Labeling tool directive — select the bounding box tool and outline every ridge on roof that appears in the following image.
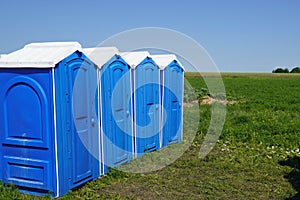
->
[120,51,150,69]
[152,54,185,71]
[0,41,82,68]
[83,47,119,68]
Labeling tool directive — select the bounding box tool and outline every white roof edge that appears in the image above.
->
[25,41,82,48]
[0,42,82,68]
[0,54,7,59]
[120,51,151,69]
[152,54,185,71]
[83,47,119,69]
[0,62,57,68]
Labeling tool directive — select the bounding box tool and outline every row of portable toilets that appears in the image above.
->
[0,42,184,197]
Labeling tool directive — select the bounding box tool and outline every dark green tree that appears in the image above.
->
[290,67,300,73]
[272,68,289,73]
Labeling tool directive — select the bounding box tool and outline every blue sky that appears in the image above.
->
[0,0,299,72]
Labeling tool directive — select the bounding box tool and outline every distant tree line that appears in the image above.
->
[272,67,300,73]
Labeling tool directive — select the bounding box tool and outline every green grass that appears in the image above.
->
[1,73,300,199]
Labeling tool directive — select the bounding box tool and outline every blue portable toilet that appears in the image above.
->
[121,52,161,157]
[0,42,100,197]
[84,48,134,173]
[152,55,184,148]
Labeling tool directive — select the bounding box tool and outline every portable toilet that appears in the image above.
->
[83,47,119,121]
[152,54,184,148]
[0,42,100,197]
[84,47,134,173]
[121,52,161,157]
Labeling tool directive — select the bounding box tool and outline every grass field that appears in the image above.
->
[1,73,300,199]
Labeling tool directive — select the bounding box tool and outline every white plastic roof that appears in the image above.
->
[0,42,82,68]
[83,47,118,69]
[120,51,150,69]
[152,54,185,71]
[0,54,7,61]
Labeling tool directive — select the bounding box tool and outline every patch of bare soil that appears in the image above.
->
[183,100,198,107]
[200,96,237,105]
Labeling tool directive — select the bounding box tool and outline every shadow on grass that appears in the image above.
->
[279,156,300,200]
